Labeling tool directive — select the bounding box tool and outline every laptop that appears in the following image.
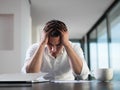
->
[0,73,49,84]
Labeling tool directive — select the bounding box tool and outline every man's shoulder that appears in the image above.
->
[30,43,39,47]
[32,43,39,46]
[28,43,39,50]
[69,41,82,49]
[29,43,47,49]
[69,41,79,47]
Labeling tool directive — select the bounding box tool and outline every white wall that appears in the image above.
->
[21,0,32,66]
[0,0,31,74]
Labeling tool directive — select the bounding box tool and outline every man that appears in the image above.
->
[22,20,90,80]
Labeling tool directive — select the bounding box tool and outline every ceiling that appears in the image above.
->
[30,0,114,39]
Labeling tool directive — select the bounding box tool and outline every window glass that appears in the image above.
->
[89,30,98,71]
[97,19,109,68]
[109,1,120,80]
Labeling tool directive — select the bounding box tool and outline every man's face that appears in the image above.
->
[47,36,63,57]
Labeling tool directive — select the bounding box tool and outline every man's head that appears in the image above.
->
[43,20,67,33]
[43,20,68,57]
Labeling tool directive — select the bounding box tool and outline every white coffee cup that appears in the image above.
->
[93,68,113,81]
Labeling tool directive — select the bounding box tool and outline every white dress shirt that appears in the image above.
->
[22,42,90,80]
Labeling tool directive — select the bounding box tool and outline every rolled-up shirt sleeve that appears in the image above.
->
[21,43,39,73]
[72,43,90,80]
[74,60,90,80]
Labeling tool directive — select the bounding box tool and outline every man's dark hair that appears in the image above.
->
[43,20,68,37]
[50,30,61,37]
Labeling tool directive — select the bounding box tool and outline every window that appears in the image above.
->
[89,30,98,70]
[108,1,120,80]
[97,19,109,68]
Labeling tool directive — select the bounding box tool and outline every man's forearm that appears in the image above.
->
[26,44,45,73]
[64,43,83,74]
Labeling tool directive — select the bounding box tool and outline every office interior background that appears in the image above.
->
[0,0,120,80]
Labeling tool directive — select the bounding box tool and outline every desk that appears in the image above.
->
[0,81,120,90]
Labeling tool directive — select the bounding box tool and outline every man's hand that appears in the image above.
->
[40,30,51,46]
[59,30,70,47]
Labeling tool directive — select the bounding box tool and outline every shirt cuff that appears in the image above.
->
[73,60,90,80]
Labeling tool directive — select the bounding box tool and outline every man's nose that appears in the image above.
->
[51,46,57,52]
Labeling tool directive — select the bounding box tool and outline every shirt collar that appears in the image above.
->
[45,46,64,57]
